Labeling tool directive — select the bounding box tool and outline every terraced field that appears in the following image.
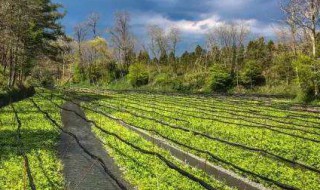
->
[1,89,320,190]
[61,89,320,190]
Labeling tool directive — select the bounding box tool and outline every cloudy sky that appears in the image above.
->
[53,0,284,53]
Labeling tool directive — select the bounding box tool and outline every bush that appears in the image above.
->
[183,72,208,91]
[73,62,86,83]
[241,60,265,88]
[293,55,320,102]
[208,65,233,92]
[128,63,149,87]
[30,68,55,88]
[153,73,173,86]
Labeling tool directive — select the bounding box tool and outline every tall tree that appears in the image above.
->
[282,0,320,57]
[74,22,88,76]
[87,12,100,38]
[0,0,65,87]
[109,11,134,72]
[169,27,181,57]
[207,22,250,81]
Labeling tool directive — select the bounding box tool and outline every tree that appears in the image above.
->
[207,22,250,81]
[137,51,150,65]
[241,60,265,88]
[169,27,181,57]
[147,25,169,61]
[0,0,65,87]
[282,0,320,57]
[293,55,320,101]
[147,25,181,66]
[74,22,88,79]
[109,11,135,72]
[87,12,101,38]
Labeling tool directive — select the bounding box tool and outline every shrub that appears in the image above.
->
[208,65,233,92]
[30,68,54,88]
[293,55,320,102]
[241,60,265,88]
[128,62,149,87]
[153,73,173,86]
[183,72,208,91]
[73,62,85,83]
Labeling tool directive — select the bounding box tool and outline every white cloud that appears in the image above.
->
[132,12,277,37]
[132,12,224,34]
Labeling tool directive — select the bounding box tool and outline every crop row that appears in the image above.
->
[68,92,320,170]
[37,93,233,190]
[53,90,320,190]
[0,98,64,189]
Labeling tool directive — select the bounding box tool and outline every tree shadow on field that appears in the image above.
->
[0,129,61,189]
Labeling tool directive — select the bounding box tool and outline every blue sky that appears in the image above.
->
[53,0,284,53]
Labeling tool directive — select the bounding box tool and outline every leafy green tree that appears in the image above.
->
[208,64,232,92]
[168,52,176,65]
[137,51,150,65]
[293,55,320,101]
[159,51,168,65]
[180,51,190,65]
[128,62,149,87]
[241,60,265,88]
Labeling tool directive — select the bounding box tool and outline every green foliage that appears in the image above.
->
[0,70,6,89]
[182,72,208,91]
[0,97,64,189]
[269,54,295,85]
[137,51,150,64]
[153,72,173,86]
[107,77,133,90]
[72,61,86,83]
[128,63,149,87]
[241,60,265,88]
[208,65,232,92]
[293,55,320,102]
[159,51,168,65]
[30,68,55,87]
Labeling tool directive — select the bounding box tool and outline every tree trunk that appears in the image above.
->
[8,48,13,87]
[311,32,316,58]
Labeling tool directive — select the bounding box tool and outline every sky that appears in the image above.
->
[52,0,284,53]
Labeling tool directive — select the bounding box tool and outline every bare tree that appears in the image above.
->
[282,0,320,57]
[74,22,88,69]
[169,27,181,56]
[282,0,320,96]
[147,25,168,61]
[109,11,134,71]
[87,12,100,38]
[207,22,250,86]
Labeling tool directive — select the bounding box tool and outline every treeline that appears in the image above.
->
[60,1,320,101]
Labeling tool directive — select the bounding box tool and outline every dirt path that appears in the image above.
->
[59,101,130,190]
